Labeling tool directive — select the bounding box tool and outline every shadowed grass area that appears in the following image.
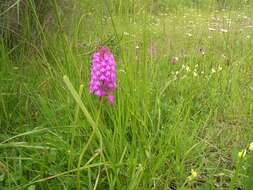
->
[1,0,253,189]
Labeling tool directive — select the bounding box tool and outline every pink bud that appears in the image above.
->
[108,95,115,104]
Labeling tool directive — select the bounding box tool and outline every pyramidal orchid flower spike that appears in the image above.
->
[89,47,117,104]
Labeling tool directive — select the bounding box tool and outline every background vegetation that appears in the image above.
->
[1,0,253,189]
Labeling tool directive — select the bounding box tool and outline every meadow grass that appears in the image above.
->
[1,0,253,189]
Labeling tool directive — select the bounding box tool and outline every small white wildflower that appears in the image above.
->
[193,72,198,77]
[185,66,190,72]
[136,45,140,49]
[211,68,216,73]
[221,28,228,33]
[218,65,222,71]
[186,33,192,37]
[208,27,216,31]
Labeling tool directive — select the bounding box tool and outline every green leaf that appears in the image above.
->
[0,173,5,182]
[27,185,36,190]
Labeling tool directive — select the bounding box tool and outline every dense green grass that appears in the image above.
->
[1,0,253,189]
